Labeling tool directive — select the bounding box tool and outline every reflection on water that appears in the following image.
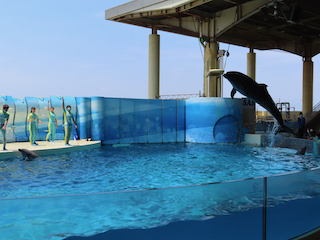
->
[0,143,319,198]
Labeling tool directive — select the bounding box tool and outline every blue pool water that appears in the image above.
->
[1,143,320,240]
[0,143,319,199]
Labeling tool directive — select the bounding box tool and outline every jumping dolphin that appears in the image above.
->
[295,146,307,155]
[223,71,294,134]
[18,148,38,160]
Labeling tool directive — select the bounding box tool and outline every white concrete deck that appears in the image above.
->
[0,140,101,159]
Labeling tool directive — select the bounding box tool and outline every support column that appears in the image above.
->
[203,42,219,97]
[247,48,256,80]
[302,57,313,114]
[245,48,256,134]
[148,26,160,99]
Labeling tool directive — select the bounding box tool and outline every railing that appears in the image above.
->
[156,91,204,100]
[288,101,320,133]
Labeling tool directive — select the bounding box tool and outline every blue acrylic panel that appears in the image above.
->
[266,168,320,239]
[37,98,50,141]
[85,98,91,139]
[25,97,40,141]
[62,97,78,140]
[0,96,15,143]
[91,97,105,141]
[162,100,177,143]
[76,97,91,140]
[119,99,135,144]
[13,98,28,142]
[132,99,140,143]
[177,100,185,142]
[50,96,64,140]
[103,98,120,144]
[0,175,264,240]
[313,141,320,156]
[138,99,148,143]
[148,99,163,143]
[213,115,240,143]
[186,98,242,143]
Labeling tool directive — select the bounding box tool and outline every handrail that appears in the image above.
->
[156,92,204,100]
[289,101,320,133]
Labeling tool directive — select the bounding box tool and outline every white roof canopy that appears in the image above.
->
[106,0,320,57]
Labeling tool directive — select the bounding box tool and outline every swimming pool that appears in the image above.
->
[1,143,318,199]
[1,143,320,239]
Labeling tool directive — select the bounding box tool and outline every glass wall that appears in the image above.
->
[2,167,320,239]
[1,178,264,240]
[266,168,320,239]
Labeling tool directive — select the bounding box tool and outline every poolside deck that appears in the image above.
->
[0,140,101,159]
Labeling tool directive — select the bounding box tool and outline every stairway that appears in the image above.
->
[289,102,320,134]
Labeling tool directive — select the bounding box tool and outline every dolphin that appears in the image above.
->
[18,148,38,160]
[294,146,306,155]
[223,71,294,135]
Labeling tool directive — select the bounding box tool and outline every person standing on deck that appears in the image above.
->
[0,105,10,150]
[46,100,58,142]
[297,112,306,138]
[62,98,77,145]
[27,107,44,146]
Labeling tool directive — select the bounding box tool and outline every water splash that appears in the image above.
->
[267,120,279,147]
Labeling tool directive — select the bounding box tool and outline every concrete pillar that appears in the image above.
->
[148,26,160,99]
[216,57,222,97]
[247,48,256,80]
[245,48,256,134]
[302,57,313,114]
[203,42,220,97]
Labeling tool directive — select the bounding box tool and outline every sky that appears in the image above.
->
[0,0,319,111]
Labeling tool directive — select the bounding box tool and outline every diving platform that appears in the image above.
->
[0,140,101,160]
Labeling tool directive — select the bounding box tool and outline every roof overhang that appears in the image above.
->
[106,0,320,57]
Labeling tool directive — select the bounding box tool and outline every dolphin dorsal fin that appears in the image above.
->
[231,88,236,99]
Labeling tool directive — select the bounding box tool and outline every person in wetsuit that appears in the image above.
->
[46,100,58,142]
[27,107,44,146]
[0,105,10,150]
[62,98,77,145]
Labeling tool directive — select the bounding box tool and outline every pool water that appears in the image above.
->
[0,143,319,199]
[1,143,320,240]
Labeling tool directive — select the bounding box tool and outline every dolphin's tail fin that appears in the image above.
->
[231,88,236,99]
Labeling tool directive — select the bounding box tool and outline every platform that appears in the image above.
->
[0,140,101,160]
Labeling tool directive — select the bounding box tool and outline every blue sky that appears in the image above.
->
[0,0,318,111]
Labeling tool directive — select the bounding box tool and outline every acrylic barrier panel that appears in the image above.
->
[63,96,78,139]
[0,96,15,143]
[103,98,120,144]
[138,99,148,143]
[148,99,163,143]
[76,97,91,140]
[50,96,64,140]
[266,168,320,240]
[313,140,320,156]
[163,100,177,143]
[91,97,105,141]
[85,98,91,139]
[0,178,264,240]
[37,97,50,141]
[119,99,135,144]
[132,99,140,143]
[13,98,28,142]
[213,115,240,143]
[25,97,40,140]
[177,100,185,142]
[186,98,242,143]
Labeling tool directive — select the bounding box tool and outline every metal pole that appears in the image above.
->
[262,177,267,240]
